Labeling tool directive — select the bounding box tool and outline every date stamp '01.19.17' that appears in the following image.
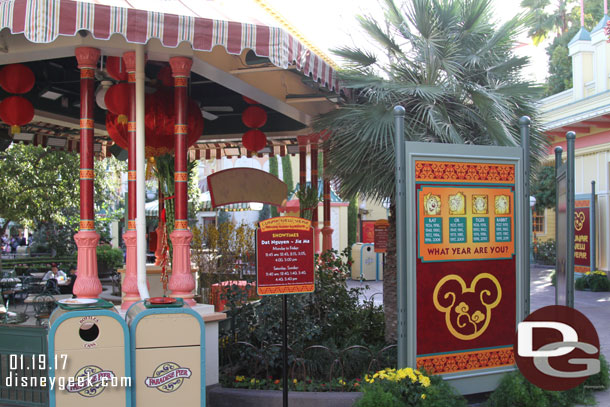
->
[4,354,132,391]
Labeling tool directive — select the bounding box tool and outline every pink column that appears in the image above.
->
[120,51,140,309]
[73,47,102,299]
[322,143,334,252]
[168,57,196,305]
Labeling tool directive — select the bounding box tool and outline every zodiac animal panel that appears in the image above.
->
[433,273,502,341]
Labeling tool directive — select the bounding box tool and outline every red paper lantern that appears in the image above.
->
[104,83,131,119]
[157,66,173,88]
[242,95,258,104]
[0,64,35,94]
[241,106,267,128]
[0,96,34,133]
[106,90,204,157]
[242,129,267,152]
[106,56,128,82]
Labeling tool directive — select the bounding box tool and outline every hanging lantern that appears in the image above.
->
[105,90,204,157]
[157,66,173,88]
[106,56,128,82]
[242,129,267,152]
[104,83,131,123]
[242,95,258,104]
[0,64,35,94]
[0,96,34,134]
[241,105,267,128]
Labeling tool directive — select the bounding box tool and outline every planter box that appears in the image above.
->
[207,386,362,407]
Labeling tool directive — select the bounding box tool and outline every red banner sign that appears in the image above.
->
[574,202,590,272]
[362,221,375,243]
[257,217,315,295]
[374,220,389,253]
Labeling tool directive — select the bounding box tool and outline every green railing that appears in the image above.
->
[0,324,48,407]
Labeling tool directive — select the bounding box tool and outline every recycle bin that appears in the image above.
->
[126,298,205,407]
[48,300,131,407]
[351,243,383,281]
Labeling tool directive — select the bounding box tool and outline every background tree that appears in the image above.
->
[268,155,279,217]
[531,165,556,211]
[281,155,294,195]
[521,0,603,95]
[315,0,546,341]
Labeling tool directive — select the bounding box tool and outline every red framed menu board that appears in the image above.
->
[256,217,315,295]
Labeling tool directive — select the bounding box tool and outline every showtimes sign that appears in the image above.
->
[574,200,591,273]
[256,217,315,295]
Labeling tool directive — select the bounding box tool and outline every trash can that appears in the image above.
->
[351,243,383,281]
[48,300,131,407]
[126,298,205,407]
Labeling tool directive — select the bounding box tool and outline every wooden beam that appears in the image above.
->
[581,120,610,127]
[562,126,590,133]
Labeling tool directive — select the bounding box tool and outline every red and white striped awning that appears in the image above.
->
[0,0,339,91]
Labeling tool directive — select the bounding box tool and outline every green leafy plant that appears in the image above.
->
[575,271,610,292]
[485,368,606,407]
[355,367,431,407]
[533,238,556,265]
[96,245,124,277]
[297,185,320,220]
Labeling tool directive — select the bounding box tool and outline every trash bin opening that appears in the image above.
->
[366,246,371,252]
[79,322,100,342]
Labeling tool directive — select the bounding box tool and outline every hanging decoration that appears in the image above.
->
[104,82,131,123]
[0,64,35,94]
[241,105,267,128]
[105,56,128,82]
[241,100,268,152]
[105,90,204,157]
[0,96,35,134]
[242,129,267,152]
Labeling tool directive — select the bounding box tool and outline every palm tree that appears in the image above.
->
[315,0,547,342]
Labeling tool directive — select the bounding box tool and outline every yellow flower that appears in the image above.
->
[293,379,298,384]
[339,379,346,386]
[421,394,426,399]
[250,378,256,384]
[419,376,431,388]
[235,375,245,382]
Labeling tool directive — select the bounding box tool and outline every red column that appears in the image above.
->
[73,47,102,299]
[310,135,320,253]
[298,136,307,193]
[322,145,334,252]
[121,51,139,309]
[168,57,196,305]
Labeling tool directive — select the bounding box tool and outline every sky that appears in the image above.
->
[265,0,548,84]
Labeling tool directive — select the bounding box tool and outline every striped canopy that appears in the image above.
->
[0,0,339,91]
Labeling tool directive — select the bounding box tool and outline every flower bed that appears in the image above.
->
[575,271,609,291]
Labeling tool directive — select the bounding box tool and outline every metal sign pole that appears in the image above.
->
[520,116,531,317]
[566,132,576,308]
[591,181,596,272]
[394,105,407,368]
[282,294,288,407]
[554,147,563,306]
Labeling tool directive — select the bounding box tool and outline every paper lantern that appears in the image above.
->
[104,83,131,121]
[241,105,267,128]
[0,64,35,94]
[242,129,267,152]
[157,66,173,88]
[106,56,128,82]
[0,96,34,133]
[106,90,204,157]
[242,95,258,104]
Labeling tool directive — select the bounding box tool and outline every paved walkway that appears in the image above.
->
[347,264,610,404]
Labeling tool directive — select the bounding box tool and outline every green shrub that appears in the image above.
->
[485,368,604,407]
[355,384,403,407]
[220,248,386,380]
[355,368,430,407]
[584,353,610,390]
[96,245,124,274]
[575,271,610,292]
[533,238,555,265]
[421,375,467,407]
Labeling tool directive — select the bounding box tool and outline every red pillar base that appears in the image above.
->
[322,226,334,252]
[169,229,196,305]
[73,230,102,299]
[314,227,321,254]
[121,230,140,309]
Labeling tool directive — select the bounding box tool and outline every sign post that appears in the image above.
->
[401,141,524,395]
[256,216,315,407]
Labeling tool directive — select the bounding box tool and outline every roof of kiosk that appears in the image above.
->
[0,0,340,157]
